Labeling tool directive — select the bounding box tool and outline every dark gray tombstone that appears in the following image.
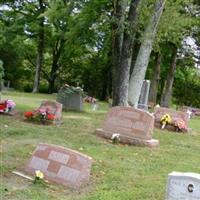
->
[138,80,151,110]
[57,86,83,111]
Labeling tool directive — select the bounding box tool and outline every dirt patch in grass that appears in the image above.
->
[2,173,32,190]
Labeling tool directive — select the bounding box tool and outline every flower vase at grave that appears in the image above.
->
[161,123,166,129]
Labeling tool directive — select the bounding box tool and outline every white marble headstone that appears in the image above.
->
[166,172,200,200]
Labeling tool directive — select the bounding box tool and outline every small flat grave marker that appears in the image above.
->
[166,172,200,200]
[96,106,159,147]
[25,144,92,189]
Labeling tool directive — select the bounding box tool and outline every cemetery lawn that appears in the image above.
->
[1,91,200,200]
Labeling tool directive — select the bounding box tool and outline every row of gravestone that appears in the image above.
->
[26,100,190,140]
[56,80,150,112]
[25,143,200,200]
[96,106,190,147]
[21,101,198,200]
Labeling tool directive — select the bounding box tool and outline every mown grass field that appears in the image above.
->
[0,91,200,200]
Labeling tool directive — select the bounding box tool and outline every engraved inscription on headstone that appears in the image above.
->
[166,172,200,200]
[29,156,50,172]
[25,143,92,188]
[48,151,69,164]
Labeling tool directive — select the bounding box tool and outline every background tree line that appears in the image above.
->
[0,0,199,107]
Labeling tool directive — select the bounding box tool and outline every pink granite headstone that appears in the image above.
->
[25,144,92,189]
[96,106,159,147]
[39,101,62,124]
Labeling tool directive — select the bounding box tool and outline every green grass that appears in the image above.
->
[0,91,200,200]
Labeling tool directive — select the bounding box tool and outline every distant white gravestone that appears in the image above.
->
[166,172,200,200]
[138,80,151,110]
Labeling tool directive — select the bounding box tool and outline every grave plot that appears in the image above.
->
[24,101,62,125]
[25,143,92,189]
[0,99,16,115]
[96,106,159,147]
[154,107,189,132]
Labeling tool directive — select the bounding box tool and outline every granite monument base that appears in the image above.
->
[96,128,159,148]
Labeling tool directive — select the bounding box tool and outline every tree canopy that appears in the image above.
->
[0,0,199,107]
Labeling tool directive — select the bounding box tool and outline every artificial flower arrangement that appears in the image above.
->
[0,99,16,113]
[160,114,172,129]
[111,133,120,144]
[33,170,44,184]
[174,119,187,132]
[58,84,84,98]
[24,108,55,123]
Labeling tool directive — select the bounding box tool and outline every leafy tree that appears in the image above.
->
[128,0,166,107]
[0,60,4,91]
[112,0,141,106]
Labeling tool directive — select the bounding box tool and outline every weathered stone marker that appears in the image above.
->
[166,172,200,200]
[96,106,159,147]
[57,86,83,111]
[25,144,92,189]
[154,107,189,131]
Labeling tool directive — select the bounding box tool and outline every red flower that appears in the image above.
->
[46,114,55,120]
[24,111,34,118]
[0,102,7,110]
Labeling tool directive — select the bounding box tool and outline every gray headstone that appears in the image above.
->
[138,80,151,110]
[57,88,83,111]
[166,172,200,200]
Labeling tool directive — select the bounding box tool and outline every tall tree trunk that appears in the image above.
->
[32,0,45,93]
[149,52,161,105]
[48,57,59,94]
[128,0,166,107]
[160,45,178,107]
[113,0,141,106]
[112,0,127,106]
[48,39,65,93]
[48,67,57,94]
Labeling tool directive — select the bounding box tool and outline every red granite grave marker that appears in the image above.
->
[25,144,92,189]
[96,106,159,147]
